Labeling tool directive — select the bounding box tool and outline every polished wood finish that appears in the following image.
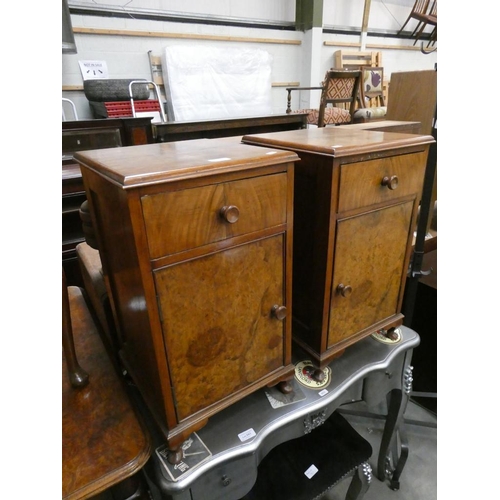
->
[141,173,287,258]
[62,268,89,388]
[74,139,299,460]
[337,120,422,134]
[242,127,434,368]
[328,201,413,347]
[154,113,308,142]
[62,117,154,154]
[62,285,151,500]
[155,236,287,421]
[63,115,307,286]
[384,70,437,136]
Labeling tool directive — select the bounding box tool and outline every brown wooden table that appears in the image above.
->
[62,286,151,500]
[154,113,308,142]
[337,119,422,134]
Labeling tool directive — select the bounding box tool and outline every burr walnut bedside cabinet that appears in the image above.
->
[242,128,434,379]
[74,138,299,464]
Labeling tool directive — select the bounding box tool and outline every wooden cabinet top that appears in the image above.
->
[242,128,435,158]
[74,138,299,188]
[62,117,154,132]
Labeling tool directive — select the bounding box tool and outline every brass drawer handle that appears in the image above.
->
[219,205,240,223]
[271,305,287,320]
[381,175,399,190]
[337,283,352,298]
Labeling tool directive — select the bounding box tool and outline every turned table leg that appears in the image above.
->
[62,268,89,388]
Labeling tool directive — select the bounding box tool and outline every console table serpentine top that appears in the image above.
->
[142,325,419,500]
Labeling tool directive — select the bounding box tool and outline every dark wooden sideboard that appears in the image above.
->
[62,117,155,286]
[154,113,308,142]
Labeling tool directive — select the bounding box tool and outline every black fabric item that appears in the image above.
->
[84,79,150,102]
[240,411,372,500]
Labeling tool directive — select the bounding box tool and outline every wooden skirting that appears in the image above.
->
[70,27,423,50]
[72,26,301,45]
[63,85,84,91]
[324,40,423,51]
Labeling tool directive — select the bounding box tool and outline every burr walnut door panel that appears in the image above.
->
[154,235,286,422]
[328,201,413,348]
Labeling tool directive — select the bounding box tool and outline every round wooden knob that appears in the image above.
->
[381,175,399,190]
[337,283,352,298]
[271,305,287,320]
[219,205,240,223]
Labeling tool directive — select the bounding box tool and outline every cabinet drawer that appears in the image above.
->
[338,152,426,213]
[363,355,405,407]
[190,454,257,500]
[142,173,287,258]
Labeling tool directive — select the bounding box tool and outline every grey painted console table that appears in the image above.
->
[141,326,419,500]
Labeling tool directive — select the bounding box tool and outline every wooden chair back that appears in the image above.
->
[317,70,361,127]
[397,0,431,35]
[412,0,437,45]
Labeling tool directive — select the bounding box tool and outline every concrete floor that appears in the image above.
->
[322,399,437,500]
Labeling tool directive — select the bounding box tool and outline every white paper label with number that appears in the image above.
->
[304,464,319,479]
[238,428,256,442]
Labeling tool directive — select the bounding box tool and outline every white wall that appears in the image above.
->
[62,0,437,120]
[325,0,419,32]
[68,0,296,23]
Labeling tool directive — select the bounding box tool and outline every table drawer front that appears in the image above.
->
[338,152,426,213]
[142,173,287,258]
[190,455,257,500]
[363,355,406,406]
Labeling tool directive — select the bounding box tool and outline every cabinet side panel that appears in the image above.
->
[155,236,286,422]
[291,155,334,353]
[82,169,166,423]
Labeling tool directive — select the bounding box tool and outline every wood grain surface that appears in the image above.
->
[62,286,151,500]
